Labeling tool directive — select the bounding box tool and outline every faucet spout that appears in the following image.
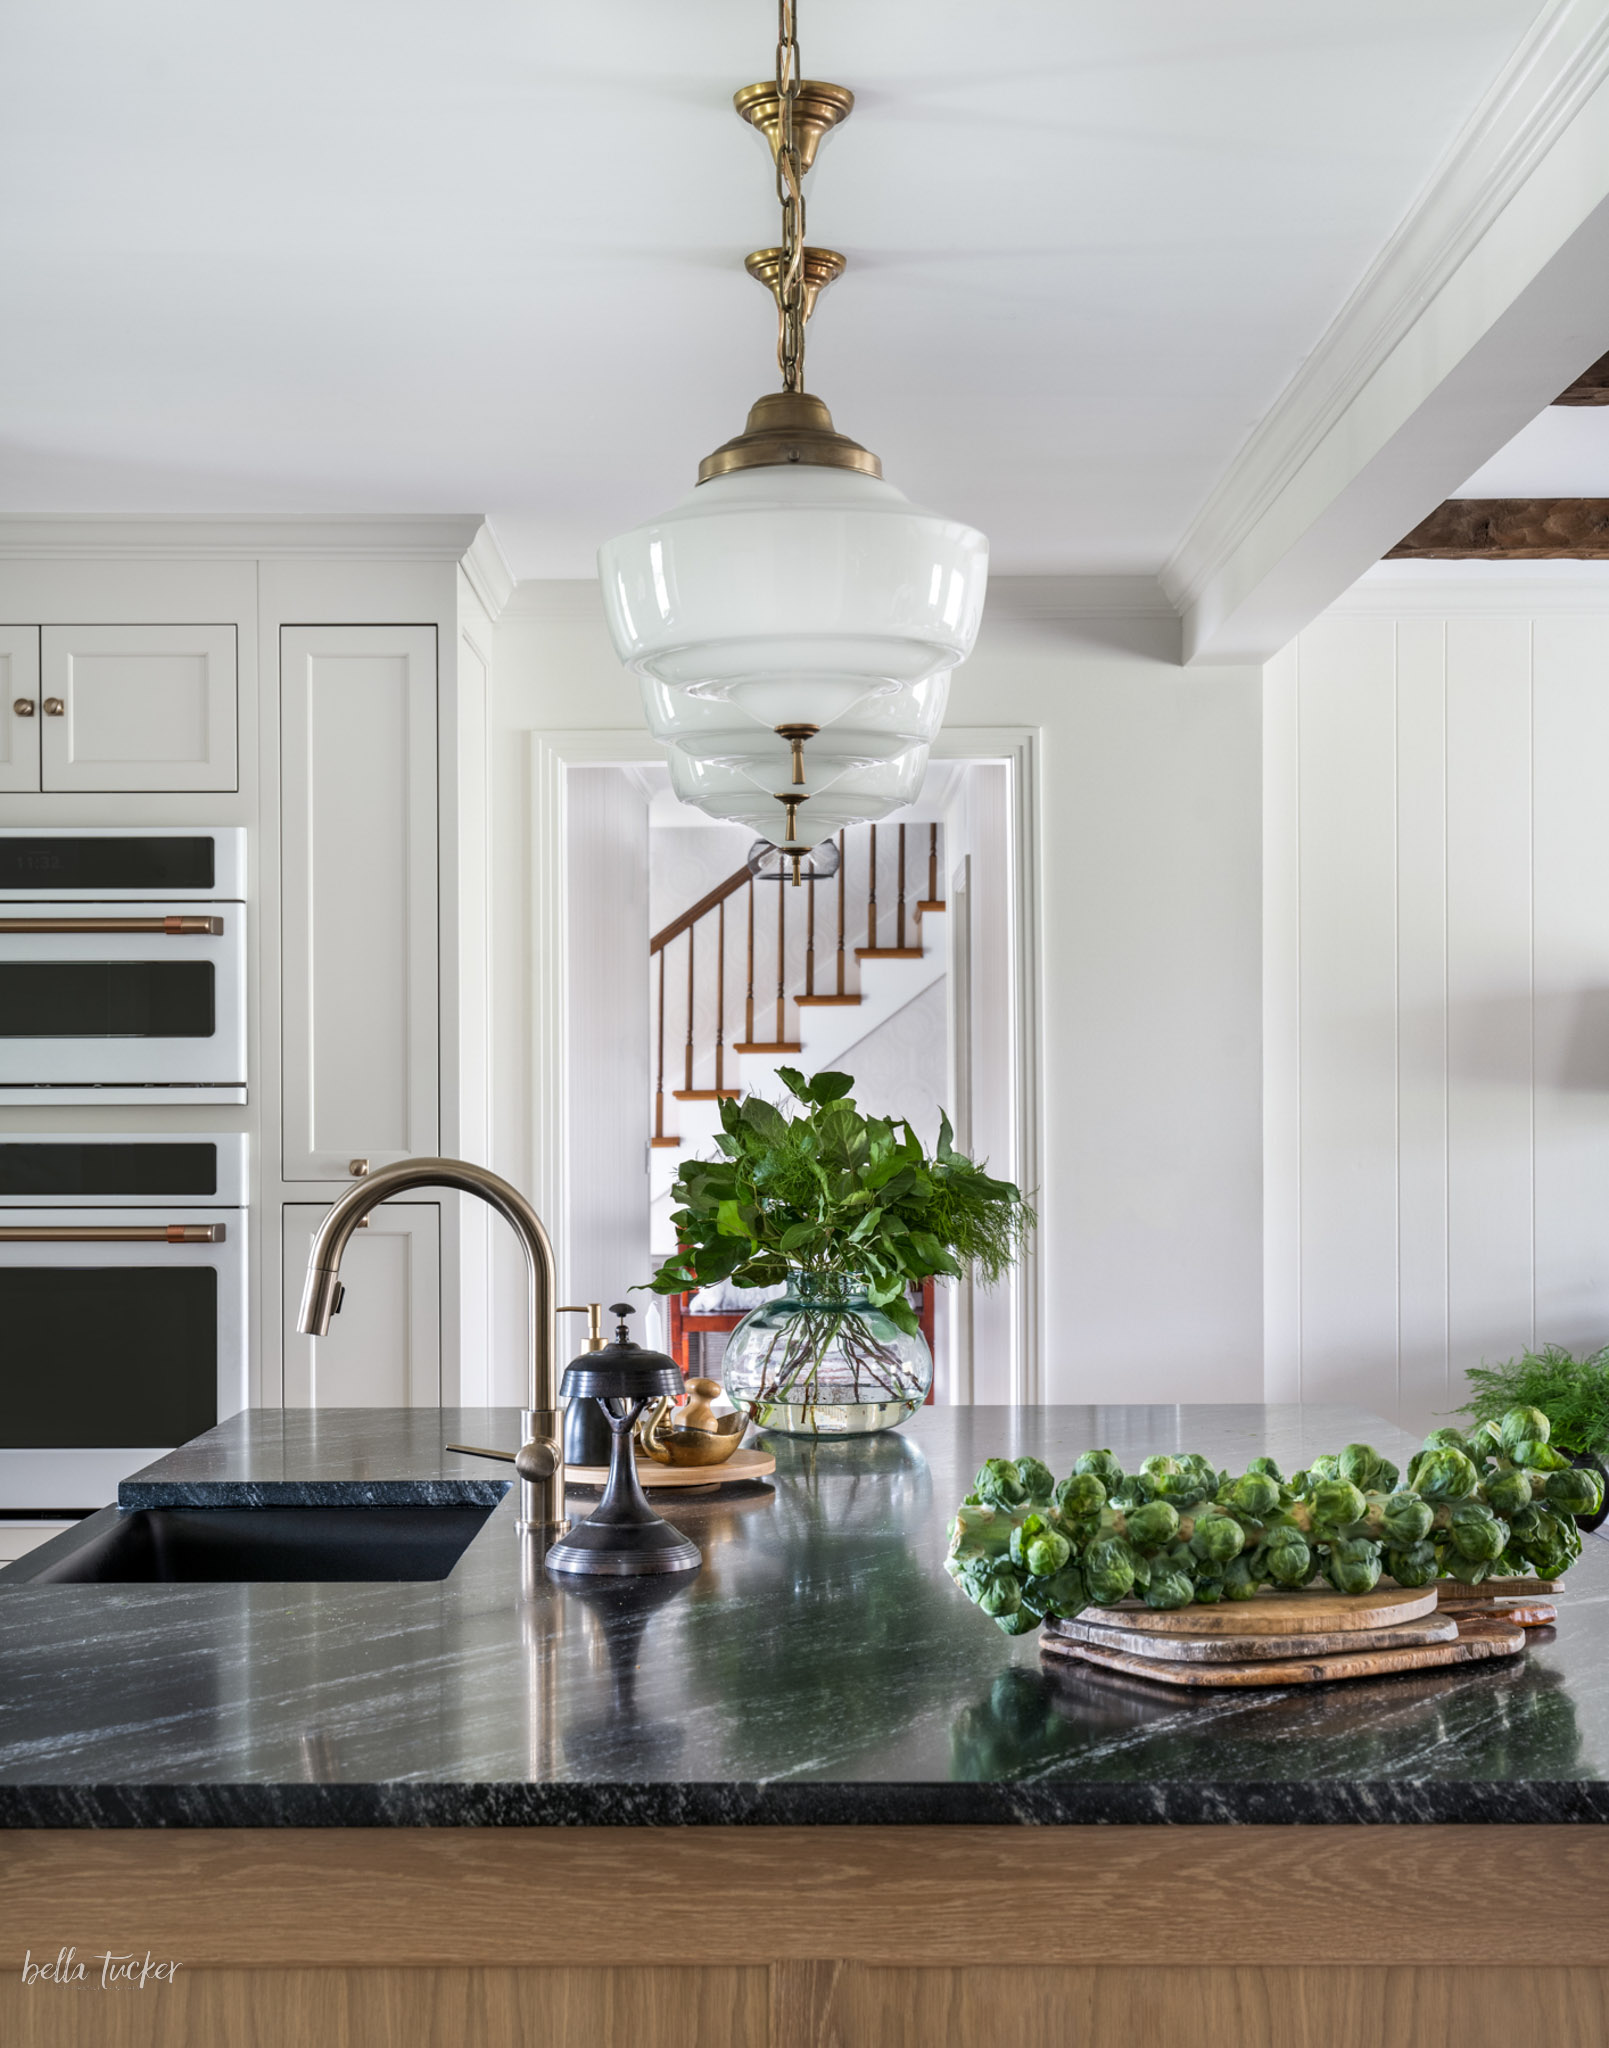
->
[297,1157,564,1537]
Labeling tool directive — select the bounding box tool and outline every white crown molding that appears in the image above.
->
[1163,0,1609,651]
[460,521,516,621]
[499,579,610,625]
[0,514,487,559]
[1329,559,1609,613]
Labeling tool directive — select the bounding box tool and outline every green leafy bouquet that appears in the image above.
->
[946,1409,1601,1637]
[646,1068,1034,1413]
[1458,1344,1609,1459]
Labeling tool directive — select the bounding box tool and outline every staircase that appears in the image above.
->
[649,823,946,1226]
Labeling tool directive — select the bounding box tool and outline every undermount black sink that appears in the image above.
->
[1,1504,495,1585]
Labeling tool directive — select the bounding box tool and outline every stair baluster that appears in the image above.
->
[684,924,695,1094]
[897,823,907,950]
[867,824,878,952]
[836,831,846,994]
[745,879,755,1046]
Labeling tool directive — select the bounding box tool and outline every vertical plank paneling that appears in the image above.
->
[1444,617,1534,1381]
[1296,616,1400,1413]
[1532,616,1609,1351]
[1395,620,1449,1431]
[1262,644,1301,1403]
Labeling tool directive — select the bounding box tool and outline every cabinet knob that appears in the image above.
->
[349,1157,370,1178]
[42,697,64,716]
[12,698,34,717]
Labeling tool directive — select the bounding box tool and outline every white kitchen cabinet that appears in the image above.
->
[281,1201,441,1406]
[280,626,439,1182]
[39,624,237,791]
[0,628,40,793]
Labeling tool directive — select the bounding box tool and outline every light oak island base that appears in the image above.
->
[2,1826,1606,2047]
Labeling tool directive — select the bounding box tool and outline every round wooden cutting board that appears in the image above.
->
[566,1446,776,1491]
[1048,1612,1459,1663]
[1071,1583,1439,1637]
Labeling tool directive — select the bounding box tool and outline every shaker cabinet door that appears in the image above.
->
[0,628,40,792]
[281,1201,441,1406]
[39,625,238,791]
[279,626,439,1182]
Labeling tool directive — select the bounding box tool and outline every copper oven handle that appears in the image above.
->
[0,916,224,935]
[0,1224,227,1243]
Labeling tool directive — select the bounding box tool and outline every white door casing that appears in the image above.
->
[40,624,237,792]
[281,1201,441,1406]
[0,628,40,792]
[279,626,440,1182]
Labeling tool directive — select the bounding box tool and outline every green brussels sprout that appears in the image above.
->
[1546,1465,1604,1519]
[974,1566,1023,1619]
[973,1458,1029,1509]
[1020,1563,1088,1620]
[1013,1456,1057,1504]
[994,1607,1040,1636]
[1412,1448,1481,1503]
[1438,1550,1491,1587]
[1308,1454,1342,1484]
[1084,1537,1138,1606]
[1482,1468,1534,1518]
[1109,1473,1156,1510]
[1124,1499,1181,1551]
[1074,1449,1124,1487]
[1247,1454,1284,1482]
[1228,1471,1282,1518]
[1009,1512,1072,1579]
[1308,1478,1368,1534]
[1190,1510,1247,1566]
[1447,1501,1509,1563]
[1385,1540,1437,1588]
[1263,1527,1313,1587]
[1338,1443,1386,1490]
[1512,1439,1571,1472]
[1192,1568,1226,1604]
[1498,1405,1552,1456]
[1144,1564,1196,1610]
[1053,1471,1107,1521]
[1380,1490,1435,1546]
[1325,1535,1384,1596]
[1423,1426,1473,1454]
[1221,1555,1259,1601]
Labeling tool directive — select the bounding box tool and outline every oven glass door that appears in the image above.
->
[0,903,245,1086]
[0,1208,246,1511]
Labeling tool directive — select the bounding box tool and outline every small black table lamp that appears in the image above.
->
[544,1304,702,1577]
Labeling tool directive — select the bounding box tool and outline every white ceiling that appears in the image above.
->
[1457,406,1609,495]
[0,0,1548,579]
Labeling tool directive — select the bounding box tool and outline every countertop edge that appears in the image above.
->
[5,1781,1609,1828]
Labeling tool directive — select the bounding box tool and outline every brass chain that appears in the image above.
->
[774,0,806,390]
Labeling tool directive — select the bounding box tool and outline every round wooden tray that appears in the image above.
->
[1070,1583,1438,1637]
[566,1446,776,1491]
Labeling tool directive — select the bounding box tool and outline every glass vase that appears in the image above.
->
[721,1269,932,1438]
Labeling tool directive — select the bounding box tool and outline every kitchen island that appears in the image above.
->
[2,1403,1607,2045]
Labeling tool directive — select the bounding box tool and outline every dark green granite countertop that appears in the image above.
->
[0,1404,1604,1827]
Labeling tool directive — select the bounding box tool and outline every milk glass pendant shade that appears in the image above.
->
[596,2,988,851]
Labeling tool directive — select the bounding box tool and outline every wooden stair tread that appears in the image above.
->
[671,1089,742,1101]
[733,1041,802,1054]
[915,899,946,914]
[795,994,862,1006]
[854,947,925,960]
[650,1136,682,1148]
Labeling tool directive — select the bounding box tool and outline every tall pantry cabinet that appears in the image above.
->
[0,521,498,1416]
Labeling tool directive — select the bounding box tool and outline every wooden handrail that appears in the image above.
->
[650,866,752,955]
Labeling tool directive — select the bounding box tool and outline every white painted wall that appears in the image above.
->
[1265,574,1609,1435]
[487,578,1264,1406]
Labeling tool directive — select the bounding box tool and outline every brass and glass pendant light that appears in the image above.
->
[598,0,989,881]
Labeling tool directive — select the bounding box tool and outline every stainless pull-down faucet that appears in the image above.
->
[296,1158,565,1537]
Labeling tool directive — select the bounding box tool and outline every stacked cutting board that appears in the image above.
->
[1040,1579,1559,1688]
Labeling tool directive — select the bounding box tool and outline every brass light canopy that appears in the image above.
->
[733,78,854,175]
[697,390,881,483]
[744,245,846,324]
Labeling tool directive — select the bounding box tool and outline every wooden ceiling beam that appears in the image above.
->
[1386,498,1609,558]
